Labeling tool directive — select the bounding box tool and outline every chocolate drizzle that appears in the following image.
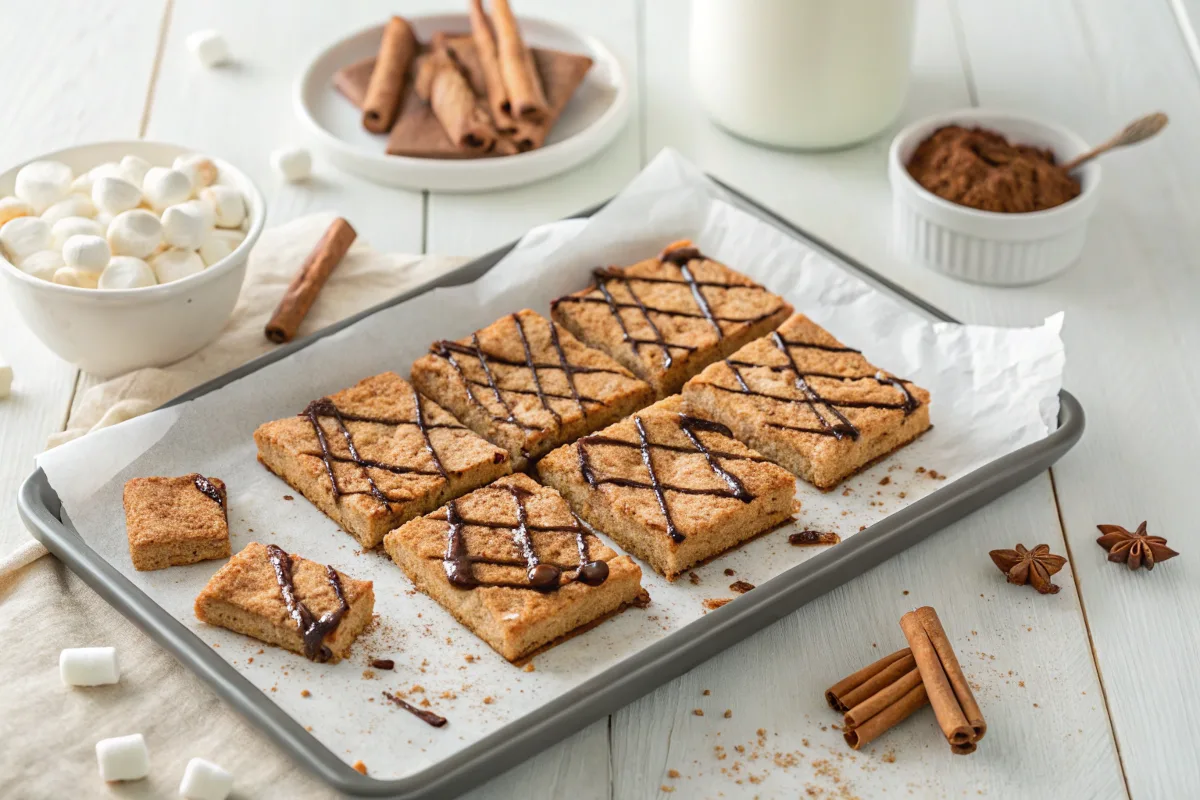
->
[265,544,349,662]
[575,412,766,544]
[440,484,608,592]
[192,475,223,506]
[383,691,448,727]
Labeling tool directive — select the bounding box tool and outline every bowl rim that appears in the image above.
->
[887,107,1102,223]
[0,139,267,300]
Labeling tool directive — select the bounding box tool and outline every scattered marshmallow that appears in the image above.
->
[0,350,10,399]
[99,256,157,290]
[63,234,112,272]
[52,216,104,251]
[14,160,72,213]
[0,196,33,226]
[150,248,205,283]
[107,209,164,258]
[53,266,100,288]
[198,228,245,266]
[59,646,120,686]
[142,167,193,211]
[162,203,210,249]
[174,154,218,189]
[187,30,231,68]
[179,757,233,800]
[92,176,143,215]
[271,146,312,182]
[19,250,65,281]
[41,193,97,226]
[1,216,52,263]
[199,185,245,229]
[96,734,150,782]
[119,155,153,186]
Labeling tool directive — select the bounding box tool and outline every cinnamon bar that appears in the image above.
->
[123,474,231,571]
[682,314,931,489]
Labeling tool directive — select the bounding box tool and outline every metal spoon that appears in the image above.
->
[1061,112,1169,173]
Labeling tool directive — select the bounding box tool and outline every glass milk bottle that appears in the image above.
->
[689,0,917,149]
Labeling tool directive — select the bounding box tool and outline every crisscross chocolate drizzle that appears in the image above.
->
[575,412,768,543]
[265,544,349,662]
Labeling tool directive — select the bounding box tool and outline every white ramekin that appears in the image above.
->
[0,141,266,377]
[888,109,1101,286]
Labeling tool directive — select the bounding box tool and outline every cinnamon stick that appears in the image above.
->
[900,607,986,754]
[825,648,913,712]
[362,16,418,134]
[469,0,517,133]
[415,36,498,153]
[842,669,929,750]
[264,218,357,344]
[491,0,549,122]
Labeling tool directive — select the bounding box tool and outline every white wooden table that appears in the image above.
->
[4,1,1199,796]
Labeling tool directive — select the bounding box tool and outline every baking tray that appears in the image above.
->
[19,181,1084,798]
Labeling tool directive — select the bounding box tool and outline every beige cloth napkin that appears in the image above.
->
[1,212,467,796]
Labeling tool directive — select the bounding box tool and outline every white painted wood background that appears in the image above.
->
[3,0,1198,796]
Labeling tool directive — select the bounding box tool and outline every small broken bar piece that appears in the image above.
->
[900,606,986,754]
[362,16,418,133]
[264,217,357,344]
[551,241,793,398]
[491,0,549,122]
[254,372,511,548]
[123,474,231,571]
[384,473,644,662]
[683,313,931,489]
[469,0,516,132]
[415,36,499,154]
[195,542,374,663]
[537,396,797,581]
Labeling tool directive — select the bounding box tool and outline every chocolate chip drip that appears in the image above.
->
[383,691,448,727]
[575,412,765,544]
[716,334,921,442]
[192,475,223,506]
[440,485,608,592]
[265,544,349,663]
[301,392,459,508]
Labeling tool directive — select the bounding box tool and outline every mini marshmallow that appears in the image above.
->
[177,197,216,231]
[99,256,157,290]
[199,186,245,228]
[174,154,219,188]
[59,646,120,686]
[19,250,65,281]
[52,216,104,250]
[107,209,164,258]
[0,196,33,226]
[69,172,94,194]
[92,176,143,215]
[119,155,153,186]
[96,734,150,782]
[53,266,100,288]
[14,160,72,213]
[143,167,193,211]
[41,193,97,226]
[271,146,312,182]
[187,29,231,68]
[150,248,204,284]
[198,228,245,266]
[1,216,52,263]
[179,757,234,800]
[63,234,112,271]
[161,203,210,249]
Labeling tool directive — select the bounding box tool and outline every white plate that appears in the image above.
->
[294,15,630,193]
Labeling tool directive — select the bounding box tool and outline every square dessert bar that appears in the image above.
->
[123,474,230,571]
[682,314,932,489]
[537,396,797,581]
[384,473,644,662]
[550,241,793,398]
[195,542,374,663]
[254,372,510,549]
[410,309,655,471]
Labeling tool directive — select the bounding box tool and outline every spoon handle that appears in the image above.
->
[1062,112,1169,173]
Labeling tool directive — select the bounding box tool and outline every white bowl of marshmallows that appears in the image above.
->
[0,141,265,377]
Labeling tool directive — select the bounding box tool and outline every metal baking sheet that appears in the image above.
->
[19,181,1084,798]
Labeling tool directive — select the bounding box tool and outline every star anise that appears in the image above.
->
[989,543,1067,594]
[1096,521,1178,571]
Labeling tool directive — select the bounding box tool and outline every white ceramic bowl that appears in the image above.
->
[888,109,1101,286]
[0,141,266,377]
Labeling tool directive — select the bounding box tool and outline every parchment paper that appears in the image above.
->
[36,149,1065,780]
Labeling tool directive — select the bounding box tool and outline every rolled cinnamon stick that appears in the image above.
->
[264,218,357,344]
[843,671,929,751]
[415,37,499,153]
[362,16,418,134]
[900,607,986,754]
[469,0,517,133]
[491,0,549,122]
[826,649,917,712]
